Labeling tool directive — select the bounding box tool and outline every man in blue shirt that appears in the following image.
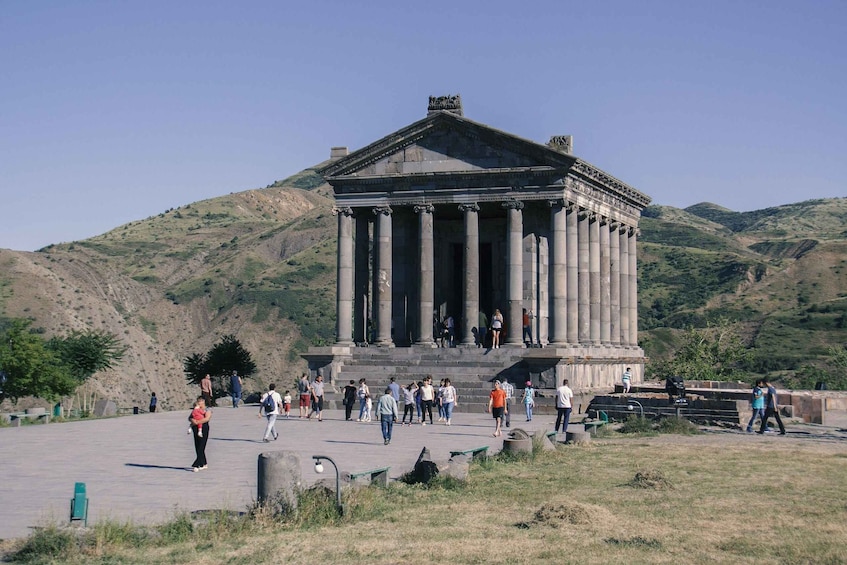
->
[756,379,786,435]
[746,379,765,433]
[388,377,401,404]
[230,371,243,408]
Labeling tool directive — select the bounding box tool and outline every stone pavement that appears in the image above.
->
[0,405,547,540]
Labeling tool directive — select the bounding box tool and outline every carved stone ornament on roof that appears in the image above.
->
[458,203,480,213]
[413,204,435,214]
[548,135,573,154]
[427,94,464,116]
[502,200,525,211]
[332,206,354,217]
[547,199,565,209]
[373,206,393,216]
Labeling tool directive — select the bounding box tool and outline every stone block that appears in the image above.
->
[257,451,301,514]
[93,400,117,417]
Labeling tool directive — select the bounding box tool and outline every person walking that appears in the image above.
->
[502,379,515,428]
[757,379,786,435]
[311,374,325,421]
[487,380,507,437]
[401,382,417,425]
[189,396,211,472]
[297,373,311,418]
[555,378,574,437]
[419,376,435,425]
[441,378,457,426]
[200,373,213,406]
[259,383,282,442]
[622,367,632,394]
[746,379,766,433]
[377,387,399,445]
[229,371,243,408]
[342,380,358,421]
[148,392,157,413]
[357,378,370,421]
[388,377,401,405]
[522,381,535,421]
[491,309,504,349]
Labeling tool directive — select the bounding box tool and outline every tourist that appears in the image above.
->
[230,371,243,408]
[364,394,373,422]
[437,378,446,421]
[477,310,488,348]
[388,377,401,405]
[522,381,535,421]
[441,378,457,426]
[491,309,504,349]
[311,374,325,421]
[419,376,435,425]
[555,378,574,436]
[342,380,357,421]
[188,399,205,437]
[502,379,514,428]
[357,378,370,421]
[401,382,417,425]
[148,392,157,413]
[415,380,423,423]
[297,373,311,418]
[757,379,786,435]
[487,380,507,437]
[522,308,533,346]
[622,367,632,394]
[189,396,211,472]
[200,373,213,406]
[258,383,282,442]
[445,315,455,347]
[746,379,765,433]
[282,390,292,418]
[376,387,399,445]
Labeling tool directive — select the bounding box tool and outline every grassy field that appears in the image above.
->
[4,429,846,564]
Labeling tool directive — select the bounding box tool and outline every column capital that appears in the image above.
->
[332,206,354,217]
[608,219,620,231]
[501,200,524,211]
[458,203,480,213]
[599,215,609,226]
[547,199,566,209]
[566,201,578,213]
[373,206,393,216]
[414,204,435,214]
[619,223,629,234]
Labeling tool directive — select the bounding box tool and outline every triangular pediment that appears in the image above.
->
[320,112,576,181]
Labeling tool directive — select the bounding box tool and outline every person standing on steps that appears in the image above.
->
[259,383,282,442]
[757,379,786,435]
[491,309,504,349]
[522,308,533,346]
[555,378,574,437]
[621,367,632,394]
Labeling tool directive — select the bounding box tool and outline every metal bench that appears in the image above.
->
[70,482,88,526]
[9,412,50,426]
[449,445,489,460]
[348,466,390,487]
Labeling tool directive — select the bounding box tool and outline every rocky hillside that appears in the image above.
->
[1,167,845,409]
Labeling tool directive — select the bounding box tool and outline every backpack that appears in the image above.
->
[262,392,276,413]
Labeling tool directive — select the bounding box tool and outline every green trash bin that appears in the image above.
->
[53,403,62,418]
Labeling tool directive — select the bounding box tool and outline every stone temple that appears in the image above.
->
[304,95,651,407]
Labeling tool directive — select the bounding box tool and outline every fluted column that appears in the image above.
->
[548,200,567,345]
[577,209,590,344]
[334,206,354,346]
[619,224,630,346]
[599,216,611,345]
[353,213,370,344]
[566,203,578,345]
[373,206,394,347]
[609,220,621,346]
[460,203,480,346]
[415,204,435,346]
[628,227,638,347]
[589,212,600,345]
[504,200,524,346]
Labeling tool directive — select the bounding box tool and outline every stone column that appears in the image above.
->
[459,203,480,346]
[609,220,621,346]
[619,224,630,346]
[415,204,436,346]
[577,209,590,344]
[504,201,524,346]
[548,200,567,345]
[353,213,370,344]
[373,206,394,347]
[333,206,354,346]
[589,212,600,345]
[599,216,611,345]
[628,227,638,347]
[566,203,578,345]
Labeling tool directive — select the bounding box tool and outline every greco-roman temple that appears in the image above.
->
[303,96,651,404]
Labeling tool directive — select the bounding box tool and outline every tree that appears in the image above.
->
[184,335,256,398]
[47,329,127,382]
[650,319,750,382]
[0,320,77,403]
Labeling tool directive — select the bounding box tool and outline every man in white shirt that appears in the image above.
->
[259,383,283,442]
[502,379,515,428]
[555,378,574,436]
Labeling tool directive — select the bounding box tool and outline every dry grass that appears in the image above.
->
[6,434,847,564]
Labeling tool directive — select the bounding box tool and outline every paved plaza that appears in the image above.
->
[0,405,540,540]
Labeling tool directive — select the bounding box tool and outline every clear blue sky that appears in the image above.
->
[2,0,845,251]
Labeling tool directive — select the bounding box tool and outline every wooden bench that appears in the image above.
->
[449,446,489,460]
[349,466,390,487]
[70,482,88,526]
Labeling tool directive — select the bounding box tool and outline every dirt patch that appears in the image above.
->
[629,469,674,489]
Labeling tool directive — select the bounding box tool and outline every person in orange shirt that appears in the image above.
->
[487,380,508,437]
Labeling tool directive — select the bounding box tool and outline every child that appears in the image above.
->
[363,394,373,422]
[189,399,205,437]
[523,381,535,421]
[283,390,292,418]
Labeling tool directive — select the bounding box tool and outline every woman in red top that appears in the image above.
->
[487,380,508,437]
